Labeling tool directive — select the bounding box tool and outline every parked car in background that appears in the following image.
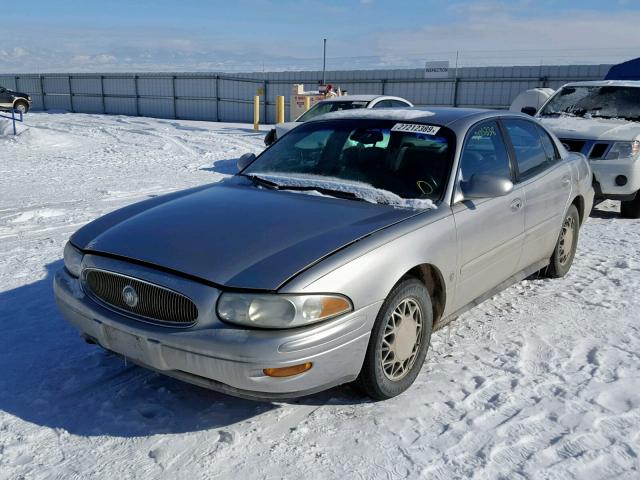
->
[54,108,593,401]
[534,80,640,217]
[0,86,31,113]
[264,94,413,145]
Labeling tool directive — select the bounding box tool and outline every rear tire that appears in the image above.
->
[621,192,640,219]
[545,204,580,278]
[14,101,29,114]
[356,278,433,400]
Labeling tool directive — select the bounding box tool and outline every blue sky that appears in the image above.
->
[2,0,639,72]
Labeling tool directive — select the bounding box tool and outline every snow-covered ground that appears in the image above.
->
[1,113,639,479]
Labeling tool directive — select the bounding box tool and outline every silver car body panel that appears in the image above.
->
[54,108,594,399]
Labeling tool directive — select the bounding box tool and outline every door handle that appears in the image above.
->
[561,176,571,187]
[510,198,522,211]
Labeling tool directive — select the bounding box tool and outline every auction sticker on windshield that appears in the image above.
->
[391,123,441,135]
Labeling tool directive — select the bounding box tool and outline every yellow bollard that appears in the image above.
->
[253,95,260,132]
[276,96,285,124]
[304,96,311,111]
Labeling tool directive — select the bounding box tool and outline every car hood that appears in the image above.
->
[73,178,421,290]
[539,116,640,142]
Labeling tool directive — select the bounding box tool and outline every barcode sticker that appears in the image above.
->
[391,123,441,135]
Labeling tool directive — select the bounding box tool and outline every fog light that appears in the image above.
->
[263,362,313,377]
[615,175,628,186]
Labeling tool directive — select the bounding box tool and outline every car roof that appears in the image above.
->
[311,106,499,126]
[562,80,640,88]
[321,95,390,103]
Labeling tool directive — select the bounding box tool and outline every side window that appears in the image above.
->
[372,100,393,109]
[459,121,512,182]
[503,119,550,180]
[390,100,411,108]
[536,125,560,164]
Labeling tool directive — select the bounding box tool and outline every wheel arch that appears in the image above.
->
[398,263,446,326]
[571,195,585,225]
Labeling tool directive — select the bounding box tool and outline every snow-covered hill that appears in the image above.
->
[1,113,638,479]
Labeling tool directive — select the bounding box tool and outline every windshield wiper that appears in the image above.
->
[242,174,279,190]
[277,185,366,201]
[242,174,368,202]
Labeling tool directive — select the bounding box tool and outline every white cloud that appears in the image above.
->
[373,10,640,65]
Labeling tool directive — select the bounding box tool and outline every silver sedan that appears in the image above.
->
[54,108,594,400]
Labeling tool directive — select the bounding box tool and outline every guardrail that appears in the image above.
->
[0,108,24,136]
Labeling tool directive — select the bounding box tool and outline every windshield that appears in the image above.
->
[244,119,455,203]
[296,100,369,122]
[539,85,640,121]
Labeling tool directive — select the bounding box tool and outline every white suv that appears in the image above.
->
[535,80,640,217]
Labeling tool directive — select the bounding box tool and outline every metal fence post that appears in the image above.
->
[68,75,74,112]
[172,75,177,119]
[134,75,140,116]
[381,79,386,95]
[100,75,106,114]
[39,74,45,111]
[452,77,460,107]
[215,75,220,122]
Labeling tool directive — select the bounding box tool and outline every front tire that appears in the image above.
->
[545,204,580,278]
[14,101,29,114]
[621,192,640,219]
[357,278,433,400]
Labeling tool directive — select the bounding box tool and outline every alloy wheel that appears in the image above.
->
[381,298,423,381]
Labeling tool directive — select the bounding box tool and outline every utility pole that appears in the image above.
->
[322,38,327,85]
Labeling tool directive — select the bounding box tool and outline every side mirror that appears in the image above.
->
[461,174,513,199]
[237,153,256,171]
[264,129,277,146]
[521,106,537,116]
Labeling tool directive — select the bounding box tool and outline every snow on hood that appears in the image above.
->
[258,173,436,210]
[539,115,640,142]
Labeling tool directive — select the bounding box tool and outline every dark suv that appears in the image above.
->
[0,86,31,113]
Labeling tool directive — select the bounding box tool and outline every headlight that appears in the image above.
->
[217,293,352,329]
[63,242,83,277]
[605,141,640,160]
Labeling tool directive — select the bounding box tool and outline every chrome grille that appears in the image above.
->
[83,269,198,326]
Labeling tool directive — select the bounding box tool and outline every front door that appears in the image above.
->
[452,120,525,311]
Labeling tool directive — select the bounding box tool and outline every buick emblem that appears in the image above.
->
[122,285,139,308]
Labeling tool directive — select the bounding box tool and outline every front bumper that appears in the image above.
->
[591,159,640,199]
[53,261,380,401]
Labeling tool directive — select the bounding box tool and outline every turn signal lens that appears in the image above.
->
[302,296,351,321]
[264,362,313,377]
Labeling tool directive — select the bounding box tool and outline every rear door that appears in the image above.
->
[451,120,525,311]
[502,119,573,270]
